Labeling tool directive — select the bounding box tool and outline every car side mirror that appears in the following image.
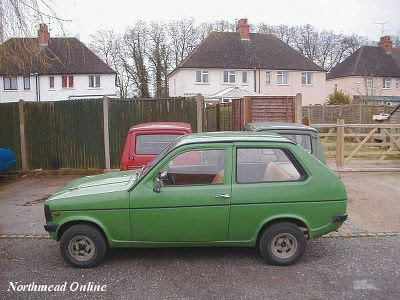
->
[153,174,162,193]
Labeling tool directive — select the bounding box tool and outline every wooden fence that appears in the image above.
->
[303,104,393,124]
[0,97,199,170]
[204,94,302,131]
[312,120,400,166]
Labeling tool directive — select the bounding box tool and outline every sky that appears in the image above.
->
[48,0,400,43]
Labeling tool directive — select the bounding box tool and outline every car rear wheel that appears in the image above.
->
[60,224,106,268]
[259,222,306,266]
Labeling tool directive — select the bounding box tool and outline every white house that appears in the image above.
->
[0,24,116,103]
[326,36,400,103]
[168,19,328,106]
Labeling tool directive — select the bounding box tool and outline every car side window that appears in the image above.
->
[237,148,301,183]
[161,149,226,186]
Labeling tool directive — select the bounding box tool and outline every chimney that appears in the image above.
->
[236,18,250,40]
[38,24,50,46]
[378,35,393,53]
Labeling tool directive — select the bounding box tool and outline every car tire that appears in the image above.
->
[259,222,306,266]
[60,224,107,268]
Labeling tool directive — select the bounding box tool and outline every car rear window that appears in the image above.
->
[281,134,312,153]
[136,134,181,155]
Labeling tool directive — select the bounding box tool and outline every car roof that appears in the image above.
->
[176,131,295,147]
[129,122,192,132]
[246,122,318,133]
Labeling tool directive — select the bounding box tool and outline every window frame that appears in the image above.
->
[265,71,271,85]
[242,71,248,84]
[223,70,236,84]
[301,72,312,85]
[49,76,55,89]
[23,76,30,90]
[365,77,373,89]
[235,146,308,185]
[89,75,101,88]
[3,77,18,91]
[195,70,209,84]
[62,75,74,88]
[159,147,229,187]
[277,71,289,85]
[383,78,391,89]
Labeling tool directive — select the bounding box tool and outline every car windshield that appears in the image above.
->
[138,137,183,178]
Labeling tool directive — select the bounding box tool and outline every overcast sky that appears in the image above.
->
[51,0,400,43]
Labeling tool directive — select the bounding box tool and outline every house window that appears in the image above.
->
[49,76,55,89]
[396,79,399,89]
[3,77,18,90]
[23,76,30,90]
[383,78,391,89]
[89,75,101,87]
[277,71,289,85]
[223,70,235,83]
[195,70,208,83]
[365,78,373,89]
[242,71,248,84]
[62,75,74,88]
[265,71,271,84]
[301,72,312,85]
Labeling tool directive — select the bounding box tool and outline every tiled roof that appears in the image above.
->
[327,46,400,79]
[170,32,324,75]
[0,37,115,75]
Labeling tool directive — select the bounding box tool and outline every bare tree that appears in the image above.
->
[122,21,150,98]
[147,22,170,97]
[89,30,133,98]
[168,18,200,67]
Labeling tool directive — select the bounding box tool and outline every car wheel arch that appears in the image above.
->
[56,219,109,246]
[255,216,310,247]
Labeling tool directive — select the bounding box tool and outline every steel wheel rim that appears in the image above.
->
[68,235,95,262]
[270,233,298,259]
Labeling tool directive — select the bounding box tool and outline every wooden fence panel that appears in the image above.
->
[0,102,21,170]
[1,97,197,170]
[108,98,197,168]
[23,99,105,169]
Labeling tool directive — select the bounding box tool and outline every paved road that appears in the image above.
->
[1,236,399,299]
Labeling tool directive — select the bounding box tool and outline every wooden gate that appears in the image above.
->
[233,96,296,130]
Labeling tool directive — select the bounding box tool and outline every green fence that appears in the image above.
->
[0,97,198,170]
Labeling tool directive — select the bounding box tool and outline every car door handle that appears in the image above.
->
[214,193,231,199]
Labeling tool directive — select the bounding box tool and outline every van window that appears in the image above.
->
[236,148,301,183]
[136,134,180,155]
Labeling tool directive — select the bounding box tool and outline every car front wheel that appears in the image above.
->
[259,222,306,266]
[60,224,107,268]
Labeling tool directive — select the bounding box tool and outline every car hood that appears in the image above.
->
[49,170,140,200]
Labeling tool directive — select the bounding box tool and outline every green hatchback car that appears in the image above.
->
[44,132,347,268]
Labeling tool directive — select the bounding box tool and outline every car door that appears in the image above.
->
[129,144,233,242]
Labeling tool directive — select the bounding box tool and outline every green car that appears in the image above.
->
[44,132,347,268]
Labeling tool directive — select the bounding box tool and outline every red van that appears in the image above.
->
[120,122,192,171]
